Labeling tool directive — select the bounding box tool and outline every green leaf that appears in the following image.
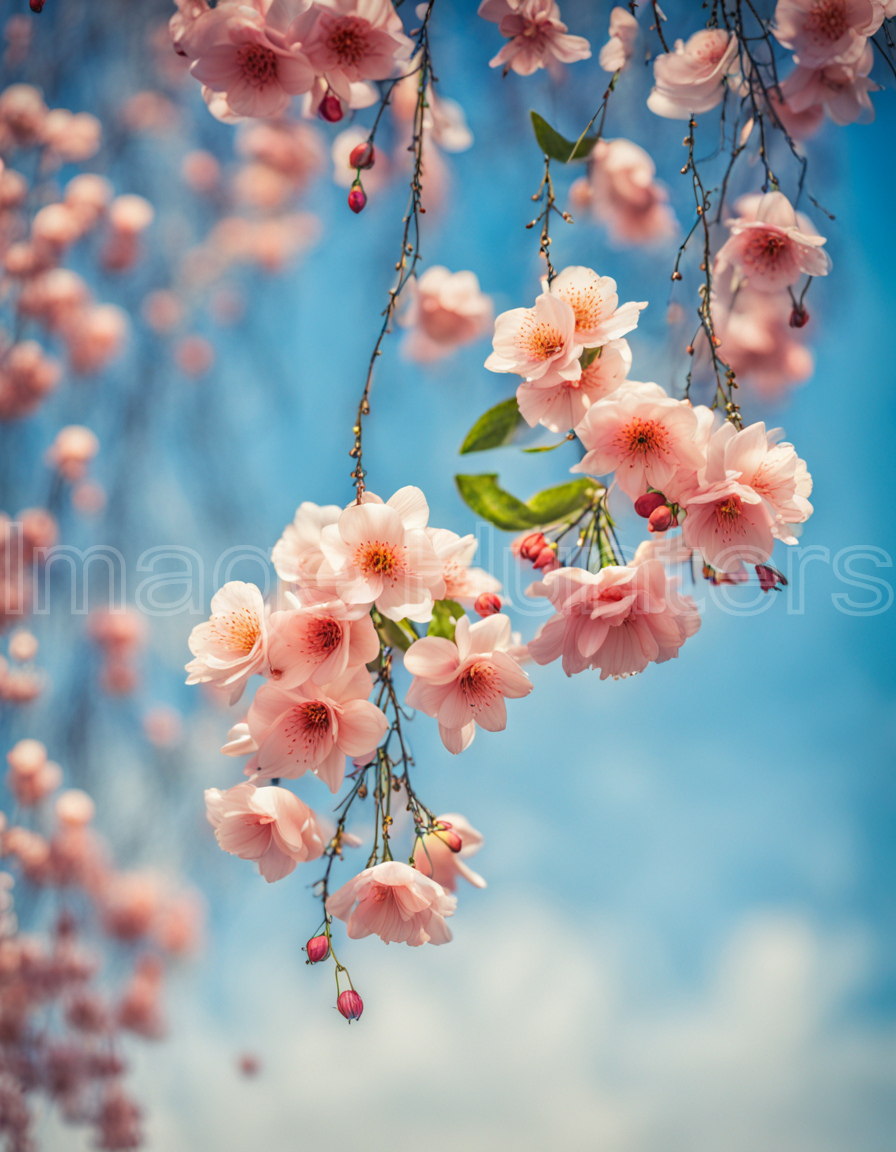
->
[527,478,601,523]
[530,111,596,164]
[580,345,602,370]
[459,397,525,454]
[427,599,465,641]
[455,474,603,531]
[522,440,570,454]
[374,615,418,652]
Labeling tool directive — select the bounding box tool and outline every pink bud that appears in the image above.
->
[789,306,809,329]
[532,546,559,573]
[517,532,546,562]
[647,505,673,533]
[634,491,666,518]
[438,827,463,853]
[337,989,363,1022]
[349,142,375,170]
[30,0,45,11]
[305,935,329,964]
[474,593,501,617]
[319,93,343,123]
[348,184,367,214]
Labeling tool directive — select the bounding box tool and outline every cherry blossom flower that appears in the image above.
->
[246,665,388,791]
[327,860,456,945]
[283,0,414,105]
[426,528,502,606]
[527,561,701,678]
[412,813,486,891]
[569,138,677,247]
[516,337,632,433]
[266,595,379,687]
[772,0,877,66]
[318,487,446,622]
[478,0,591,77]
[404,613,532,754]
[680,421,813,571]
[185,581,268,704]
[647,29,740,119]
[572,383,706,501]
[779,38,877,125]
[598,7,638,73]
[714,288,814,400]
[485,292,583,384]
[715,191,831,294]
[400,267,493,363]
[271,500,342,592]
[205,781,326,882]
[546,266,648,349]
[184,5,314,120]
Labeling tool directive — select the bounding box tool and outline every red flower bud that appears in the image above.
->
[634,491,666,518]
[533,545,559,573]
[30,0,45,10]
[648,505,673,533]
[518,532,547,561]
[755,564,787,592]
[337,989,363,1022]
[474,593,501,617]
[436,824,463,852]
[305,935,329,964]
[348,183,367,214]
[789,306,809,329]
[349,142,375,170]
[319,93,343,123]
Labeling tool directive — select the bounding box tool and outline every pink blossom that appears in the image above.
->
[516,337,632,433]
[318,487,446,623]
[404,614,532,754]
[43,425,99,482]
[400,267,494,363]
[266,596,379,687]
[186,581,268,703]
[680,421,813,571]
[714,288,814,400]
[185,5,314,120]
[599,7,638,73]
[569,138,677,246]
[246,665,388,791]
[647,29,740,119]
[283,0,414,104]
[426,527,502,606]
[478,0,591,77]
[205,781,326,881]
[413,813,486,892]
[779,38,877,125]
[527,561,701,678]
[327,860,456,945]
[271,500,342,593]
[572,384,706,501]
[485,292,583,384]
[772,0,877,66]
[547,266,648,349]
[715,191,831,294]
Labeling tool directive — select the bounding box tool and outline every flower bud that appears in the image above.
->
[319,93,343,123]
[348,183,367,214]
[349,142,375,170]
[634,491,666,518]
[30,0,45,10]
[532,546,559,573]
[437,826,463,852]
[337,989,363,1022]
[517,532,546,561]
[789,306,809,329]
[474,593,501,617]
[647,505,673,533]
[305,935,329,964]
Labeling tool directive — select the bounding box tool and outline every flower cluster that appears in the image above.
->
[0,748,201,1151]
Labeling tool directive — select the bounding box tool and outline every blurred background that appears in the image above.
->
[1,0,894,1149]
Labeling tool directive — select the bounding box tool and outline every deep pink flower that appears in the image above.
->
[327,860,456,946]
